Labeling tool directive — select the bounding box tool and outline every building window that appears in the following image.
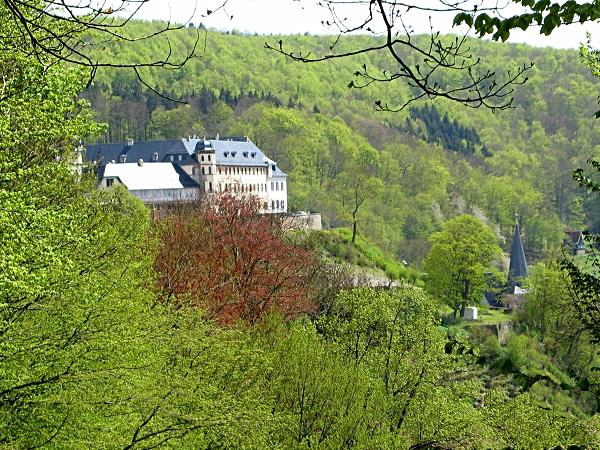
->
[208,155,211,161]
[106,178,114,187]
[281,201,285,210]
[201,167,205,175]
[201,155,205,162]
[169,155,174,162]
[178,154,183,161]
[209,182,213,193]
[276,200,280,209]
[208,166,212,175]
[271,200,275,210]
[271,182,274,190]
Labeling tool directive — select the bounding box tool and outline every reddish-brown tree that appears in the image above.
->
[154,194,316,324]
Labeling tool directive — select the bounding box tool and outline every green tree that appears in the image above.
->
[333,154,384,243]
[424,215,502,317]
[0,8,167,445]
[149,104,203,139]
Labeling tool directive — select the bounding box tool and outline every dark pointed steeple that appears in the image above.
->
[508,214,527,290]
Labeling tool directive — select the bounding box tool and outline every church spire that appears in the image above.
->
[508,214,528,290]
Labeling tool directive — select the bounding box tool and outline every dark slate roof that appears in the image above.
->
[197,138,288,176]
[172,164,200,188]
[565,230,584,245]
[85,139,196,166]
[508,220,528,288]
[87,137,288,176]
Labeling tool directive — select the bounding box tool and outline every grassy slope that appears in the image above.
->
[313,228,422,283]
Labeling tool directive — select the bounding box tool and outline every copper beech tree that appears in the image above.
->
[154,194,316,324]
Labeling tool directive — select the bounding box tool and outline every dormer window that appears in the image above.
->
[251,152,256,158]
[243,152,248,158]
[152,152,159,162]
[231,152,237,157]
[224,151,229,157]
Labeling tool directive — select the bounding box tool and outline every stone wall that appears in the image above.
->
[282,212,322,231]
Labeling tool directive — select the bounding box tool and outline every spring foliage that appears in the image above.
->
[2,4,600,448]
[154,194,316,323]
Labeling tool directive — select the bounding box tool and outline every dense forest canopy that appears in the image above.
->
[85,23,600,265]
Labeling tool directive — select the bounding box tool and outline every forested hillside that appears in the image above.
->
[85,22,600,266]
[7,3,600,446]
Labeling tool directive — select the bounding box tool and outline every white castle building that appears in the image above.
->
[86,136,288,213]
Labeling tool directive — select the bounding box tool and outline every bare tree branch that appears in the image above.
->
[0,0,227,101]
[266,0,532,111]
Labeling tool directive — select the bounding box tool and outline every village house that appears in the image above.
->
[86,136,288,213]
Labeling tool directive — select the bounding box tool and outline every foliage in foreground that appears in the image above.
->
[1,6,600,448]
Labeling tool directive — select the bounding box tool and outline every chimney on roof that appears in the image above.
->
[138,159,144,167]
[127,138,134,146]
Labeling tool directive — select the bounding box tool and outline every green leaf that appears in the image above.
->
[453,12,473,28]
